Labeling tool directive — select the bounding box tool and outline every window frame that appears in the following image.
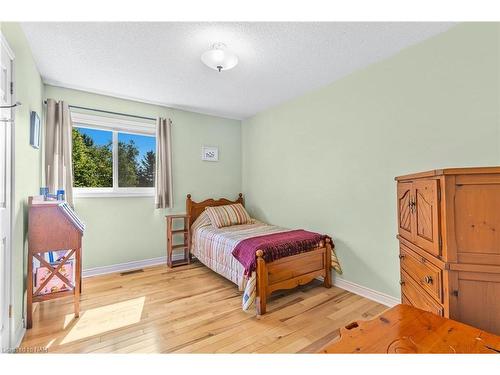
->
[71,112,156,198]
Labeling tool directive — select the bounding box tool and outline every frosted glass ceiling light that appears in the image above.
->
[201,43,238,72]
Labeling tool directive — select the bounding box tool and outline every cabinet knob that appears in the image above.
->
[398,254,405,260]
[399,280,405,286]
[424,275,433,284]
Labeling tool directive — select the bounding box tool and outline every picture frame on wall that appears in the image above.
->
[30,111,41,149]
[201,146,218,161]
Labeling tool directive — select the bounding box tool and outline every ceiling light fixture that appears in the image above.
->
[201,43,238,72]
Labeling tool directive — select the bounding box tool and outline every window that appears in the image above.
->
[118,132,156,188]
[73,127,113,188]
[71,112,156,197]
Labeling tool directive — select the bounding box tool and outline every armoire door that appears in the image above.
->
[413,179,441,257]
[397,182,413,242]
[453,178,500,266]
[451,271,500,335]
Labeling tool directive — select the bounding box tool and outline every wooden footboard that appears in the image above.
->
[256,238,332,315]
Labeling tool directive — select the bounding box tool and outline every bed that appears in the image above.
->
[186,193,341,315]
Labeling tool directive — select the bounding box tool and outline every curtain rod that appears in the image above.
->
[43,101,156,122]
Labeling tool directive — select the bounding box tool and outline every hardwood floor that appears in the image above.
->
[21,262,387,353]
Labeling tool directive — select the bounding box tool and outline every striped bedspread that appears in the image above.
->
[191,213,342,311]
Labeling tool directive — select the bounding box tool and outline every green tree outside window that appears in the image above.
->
[72,127,156,188]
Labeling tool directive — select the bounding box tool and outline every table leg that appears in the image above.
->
[74,247,81,318]
[26,252,33,329]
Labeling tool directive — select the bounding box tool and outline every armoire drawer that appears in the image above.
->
[399,244,443,303]
[400,270,444,316]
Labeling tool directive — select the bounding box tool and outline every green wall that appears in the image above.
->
[1,23,44,339]
[242,23,500,298]
[44,85,242,269]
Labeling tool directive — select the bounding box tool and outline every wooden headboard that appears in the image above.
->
[186,193,244,228]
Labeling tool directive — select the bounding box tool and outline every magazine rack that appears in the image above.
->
[27,197,84,329]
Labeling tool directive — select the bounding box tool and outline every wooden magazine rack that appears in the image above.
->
[27,197,83,329]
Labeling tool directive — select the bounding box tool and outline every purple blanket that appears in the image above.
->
[232,229,327,276]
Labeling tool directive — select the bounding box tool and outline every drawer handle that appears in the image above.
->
[424,275,433,284]
[398,254,405,260]
[399,280,405,286]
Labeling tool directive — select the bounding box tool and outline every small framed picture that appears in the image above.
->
[201,146,218,161]
[30,111,41,149]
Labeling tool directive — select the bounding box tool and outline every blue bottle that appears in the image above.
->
[40,187,49,200]
[56,189,65,201]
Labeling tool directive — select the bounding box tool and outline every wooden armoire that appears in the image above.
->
[396,167,500,335]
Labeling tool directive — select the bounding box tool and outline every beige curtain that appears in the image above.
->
[155,117,173,208]
[45,99,74,206]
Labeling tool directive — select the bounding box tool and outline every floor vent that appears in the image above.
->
[120,269,144,276]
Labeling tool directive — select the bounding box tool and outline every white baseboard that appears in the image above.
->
[12,320,26,348]
[83,256,166,278]
[333,276,401,307]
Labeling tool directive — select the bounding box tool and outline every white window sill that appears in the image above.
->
[74,188,154,198]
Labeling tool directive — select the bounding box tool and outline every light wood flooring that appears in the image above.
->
[21,262,387,353]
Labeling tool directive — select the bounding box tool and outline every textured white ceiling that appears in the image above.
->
[21,22,454,119]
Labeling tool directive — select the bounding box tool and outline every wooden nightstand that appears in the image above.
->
[165,214,191,267]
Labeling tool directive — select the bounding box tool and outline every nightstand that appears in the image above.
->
[165,214,191,267]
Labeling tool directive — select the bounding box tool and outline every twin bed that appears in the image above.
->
[186,193,341,315]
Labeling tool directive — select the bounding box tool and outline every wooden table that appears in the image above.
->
[320,304,500,353]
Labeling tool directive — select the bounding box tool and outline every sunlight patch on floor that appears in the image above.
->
[60,296,145,344]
